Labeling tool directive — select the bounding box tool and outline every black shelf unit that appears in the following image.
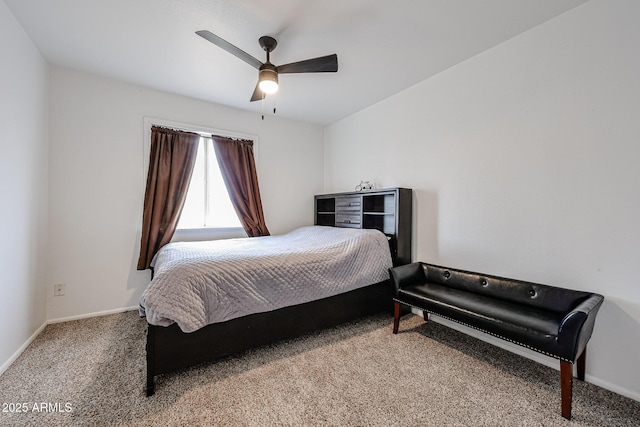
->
[315,197,336,226]
[314,188,412,266]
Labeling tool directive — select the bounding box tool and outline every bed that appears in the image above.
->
[140,225,396,395]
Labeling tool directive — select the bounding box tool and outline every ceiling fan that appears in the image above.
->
[196,30,338,102]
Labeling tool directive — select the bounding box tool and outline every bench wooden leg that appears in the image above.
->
[577,346,586,381]
[560,360,573,420]
[559,346,587,418]
[392,301,400,334]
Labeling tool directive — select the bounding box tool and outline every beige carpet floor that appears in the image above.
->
[0,310,638,426]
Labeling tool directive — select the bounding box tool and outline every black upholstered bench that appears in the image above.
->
[389,262,604,420]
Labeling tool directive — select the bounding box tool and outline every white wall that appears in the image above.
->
[47,67,324,321]
[0,1,49,371]
[325,0,640,400]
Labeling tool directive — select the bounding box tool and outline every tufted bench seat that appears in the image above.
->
[389,262,604,420]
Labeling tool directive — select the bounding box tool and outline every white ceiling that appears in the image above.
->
[5,0,589,126]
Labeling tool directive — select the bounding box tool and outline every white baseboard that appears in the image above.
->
[411,310,640,402]
[426,313,558,369]
[585,375,640,403]
[1,306,140,376]
[5,307,640,404]
[47,306,139,324]
[0,321,47,376]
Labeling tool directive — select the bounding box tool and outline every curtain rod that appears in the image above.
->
[207,134,253,143]
[152,125,253,143]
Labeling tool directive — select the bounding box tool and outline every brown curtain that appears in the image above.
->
[211,136,270,237]
[137,126,200,270]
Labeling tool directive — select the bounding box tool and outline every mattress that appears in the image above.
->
[139,226,393,332]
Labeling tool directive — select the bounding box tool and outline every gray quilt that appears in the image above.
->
[139,226,393,332]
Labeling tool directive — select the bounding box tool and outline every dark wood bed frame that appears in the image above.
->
[145,187,412,396]
[146,279,392,396]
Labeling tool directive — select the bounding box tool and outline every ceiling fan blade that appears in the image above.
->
[250,82,264,102]
[277,54,338,74]
[196,30,263,70]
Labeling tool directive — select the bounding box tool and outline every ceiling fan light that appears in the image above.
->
[259,79,278,94]
[258,69,279,94]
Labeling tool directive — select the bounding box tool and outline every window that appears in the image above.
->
[177,136,242,229]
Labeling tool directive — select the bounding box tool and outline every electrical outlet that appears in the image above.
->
[54,283,66,296]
